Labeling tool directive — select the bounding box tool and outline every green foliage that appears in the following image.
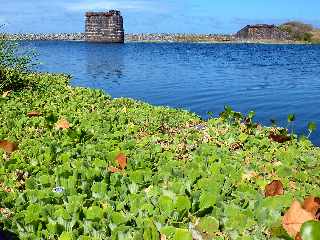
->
[0,36,36,92]
[301,32,313,42]
[0,67,27,92]
[307,121,317,138]
[173,229,192,240]
[287,114,296,134]
[279,21,315,42]
[198,216,219,234]
[0,74,320,239]
[300,220,320,240]
[287,114,295,123]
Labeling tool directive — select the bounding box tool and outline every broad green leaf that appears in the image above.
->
[175,196,191,212]
[173,229,192,240]
[199,192,217,210]
[111,212,127,225]
[160,226,176,238]
[143,219,159,240]
[159,195,174,215]
[91,181,107,198]
[84,206,103,221]
[301,220,320,240]
[59,231,74,240]
[198,216,219,234]
[24,204,44,224]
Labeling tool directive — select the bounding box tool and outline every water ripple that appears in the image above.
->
[20,41,320,145]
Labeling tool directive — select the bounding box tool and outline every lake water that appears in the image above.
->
[21,41,320,145]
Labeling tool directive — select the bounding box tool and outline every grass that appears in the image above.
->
[0,73,319,239]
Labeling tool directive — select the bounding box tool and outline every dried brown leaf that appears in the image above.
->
[160,234,167,240]
[289,181,297,191]
[55,118,70,129]
[0,140,18,153]
[316,210,320,220]
[269,133,291,143]
[295,233,302,240]
[2,91,11,97]
[230,142,242,151]
[282,200,315,237]
[303,196,320,217]
[265,180,284,197]
[3,187,13,193]
[27,111,42,117]
[116,153,127,170]
[0,208,12,218]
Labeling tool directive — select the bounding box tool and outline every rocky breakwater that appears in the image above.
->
[3,33,235,43]
[126,33,235,42]
[2,33,85,41]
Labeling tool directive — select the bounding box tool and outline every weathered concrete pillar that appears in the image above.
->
[85,10,124,43]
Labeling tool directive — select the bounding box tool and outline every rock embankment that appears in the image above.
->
[3,33,236,42]
[2,33,85,41]
[2,32,306,43]
[125,33,235,42]
[236,24,292,41]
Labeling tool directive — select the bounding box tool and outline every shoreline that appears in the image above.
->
[1,32,311,44]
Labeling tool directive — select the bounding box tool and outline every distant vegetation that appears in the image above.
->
[279,21,320,43]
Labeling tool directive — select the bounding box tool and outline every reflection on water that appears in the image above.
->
[85,44,124,86]
[21,41,320,145]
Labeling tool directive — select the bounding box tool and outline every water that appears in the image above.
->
[21,41,320,145]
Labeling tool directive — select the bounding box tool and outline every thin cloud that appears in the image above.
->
[65,1,162,12]
[0,17,7,25]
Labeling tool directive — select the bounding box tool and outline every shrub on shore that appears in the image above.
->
[0,37,36,92]
[279,21,319,42]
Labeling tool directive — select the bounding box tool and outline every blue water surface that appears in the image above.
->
[20,41,320,145]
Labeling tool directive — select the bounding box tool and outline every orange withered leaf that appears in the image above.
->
[116,153,127,170]
[0,140,18,153]
[303,196,320,217]
[55,118,70,129]
[265,180,284,197]
[282,200,315,238]
[27,111,42,117]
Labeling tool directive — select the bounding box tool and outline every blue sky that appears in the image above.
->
[1,0,320,34]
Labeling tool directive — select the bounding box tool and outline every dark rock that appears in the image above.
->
[236,24,292,41]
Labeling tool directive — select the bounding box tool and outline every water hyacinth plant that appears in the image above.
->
[0,73,319,239]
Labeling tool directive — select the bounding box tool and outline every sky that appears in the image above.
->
[1,0,320,34]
